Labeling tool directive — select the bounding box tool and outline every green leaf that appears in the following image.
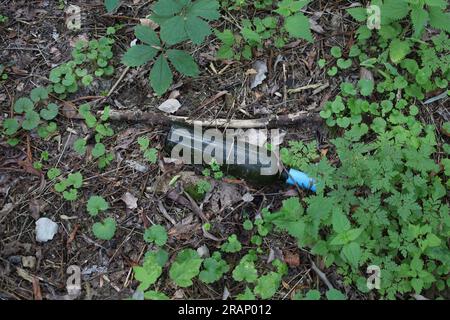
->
[122,45,158,67]
[241,27,261,44]
[63,188,78,201]
[133,264,162,291]
[187,0,220,21]
[284,13,313,42]
[144,225,168,246]
[389,39,411,64]
[254,272,281,299]
[47,168,61,180]
[221,234,242,253]
[144,148,158,164]
[144,290,169,300]
[169,249,203,287]
[40,103,59,120]
[411,278,424,294]
[410,6,429,37]
[429,6,450,33]
[232,257,258,283]
[330,46,342,58]
[3,118,19,135]
[236,287,256,300]
[92,217,116,240]
[137,136,150,151]
[152,0,184,16]
[92,143,106,158]
[67,172,83,188]
[337,58,352,69]
[332,210,350,233]
[167,49,200,77]
[105,0,120,13]
[74,138,87,155]
[326,289,346,300]
[150,55,173,96]
[160,16,188,45]
[199,252,229,284]
[14,97,34,113]
[134,25,160,46]
[22,111,40,131]
[87,195,109,216]
[341,242,361,268]
[358,79,374,96]
[346,7,367,22]
[30,87,49,102]
[185,16,211,45]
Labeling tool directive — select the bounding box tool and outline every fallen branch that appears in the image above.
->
[311,261,334,290]
[101,110,323,129]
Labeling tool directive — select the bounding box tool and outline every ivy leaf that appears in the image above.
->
[284,13,313,42]
[73,138,87,155]
[167,49,199,77]
[199,252,229,284]
[92,217,116,240]
[67,172,83,188]
[22,111,40,131]
[254,272,282,299]
[143,224,168,246]
[63,188,78,201]
[105,0,120,13]
[47,168,61,180]
[221,234,242,253]
[122,45,158,67]
[40,103,59,120]
[3,118,19,135]
[91,143,106,159]
[30,87,49,102]
[87,195,109,216]
[236,287,256,300]
[150,55,173,96]
[144,290,169,300]
[14,97,34,113]
[169,249,203,287]
[144,148,158,164]
[389,39,411,64]
[358,79,374,96]
[134,25,160,46]
[326,289,347,300]
[232,258,258,283]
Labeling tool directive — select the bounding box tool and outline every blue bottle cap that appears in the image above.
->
[285,168,316,192]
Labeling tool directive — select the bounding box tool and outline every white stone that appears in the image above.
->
[35,218,58,243]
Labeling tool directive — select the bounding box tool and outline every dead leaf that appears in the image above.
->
[360,67,374,82]
[121,192,138,210]
[250,60,268,89]
[158,99,181,114]
[284,251,301,267]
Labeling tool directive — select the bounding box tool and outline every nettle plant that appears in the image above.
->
[49,34,115,98]
[2,87,59,146]
[216,0,313,60]
[122,0,220,95]
[74,104,115,169]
